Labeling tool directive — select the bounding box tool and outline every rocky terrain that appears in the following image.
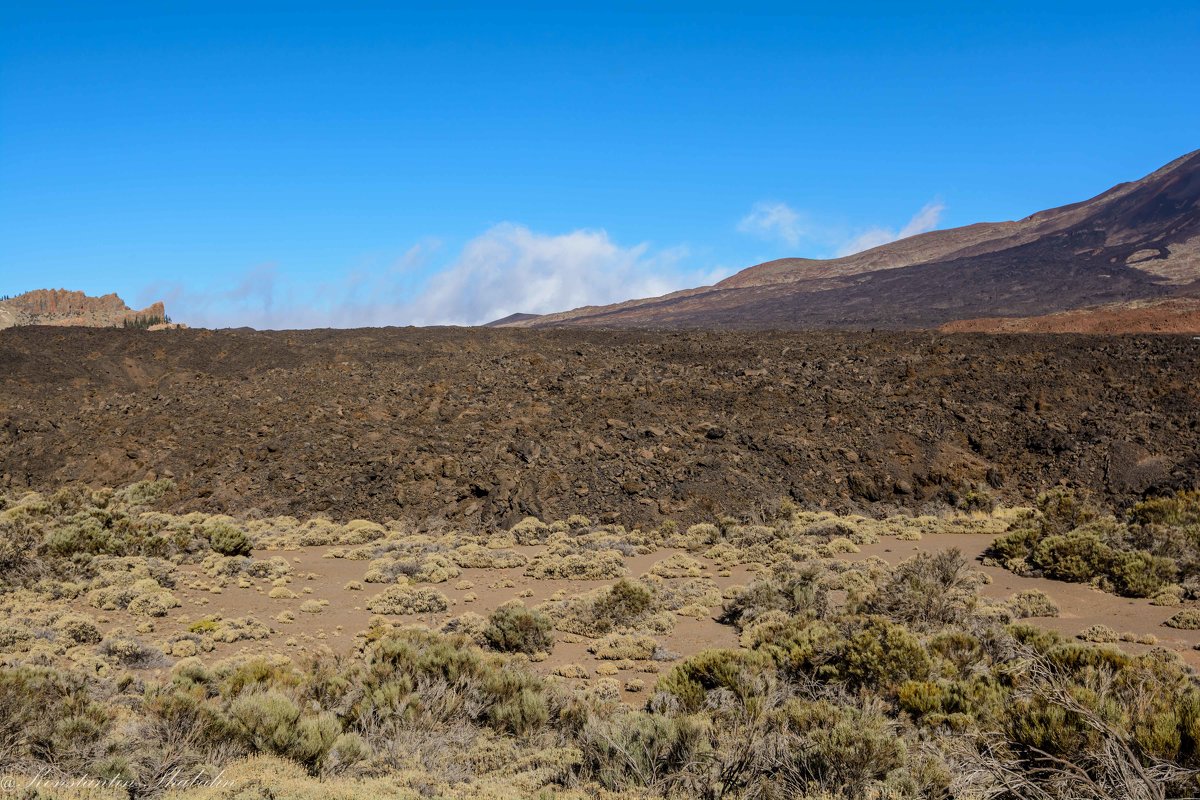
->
[942,294,1200,334]
[494,149,1200,330]
[1,326,1197,526]
[0,288,169,329]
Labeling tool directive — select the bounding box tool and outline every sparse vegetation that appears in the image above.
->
[989,488,1193,597]
[1,480,1199,798]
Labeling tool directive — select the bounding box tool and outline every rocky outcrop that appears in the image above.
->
[0,290,169,329]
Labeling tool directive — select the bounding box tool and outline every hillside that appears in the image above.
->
[493,149,1200,330]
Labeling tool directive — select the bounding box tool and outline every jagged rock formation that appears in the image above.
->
[0,289,169,330]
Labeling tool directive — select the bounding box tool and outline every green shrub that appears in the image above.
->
[990,487,1184,598]
[868,549,977,630]
[483,603,555,655]
[580,712,711,790]
[841,618,932,688]
[656,648,774,712]
[208,522,253,557]
[595,578,654,620]
[229,690,341,772]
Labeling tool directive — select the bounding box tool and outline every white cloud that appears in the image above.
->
[835,200,946,256]
[142,225,727,329]
[736,198,947,258]
[737,201,807,247]
[405,224,709,325]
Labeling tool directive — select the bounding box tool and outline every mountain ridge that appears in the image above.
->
[490,149,1200,330]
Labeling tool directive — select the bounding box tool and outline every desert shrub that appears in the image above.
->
[127,589,181,617]
[720,567,828,629]
[483,603,554,655]
[776,699,913,799]
[1164,609,1200,630]
[510,517,550,545]
[209,617,273,643]
[43,511,119,557]
[99,635,167,668]
[1007,589,1060,619]
[54,614,103,645]
[868,549,978,630]
[90,576,177,613]
[450,543,527,569]
[1106,549,1177,597]
[246,556,292,579]
[0,666,118,775]
[0,516,42,586]
[413,553,461,584]
[343,629,553,738]
[648,553,704,578]
[655,648,774,712]
[116,479,175,507]
[1128,490,1200,528]
[1078,624,1119,643]
[229,690,342,772]
[546,578,663,638]
[989,488,1184,598]
[579,711,711,791]
[589,632,659,661]
[208,522,253,557]
[365,585,449,615]
[841,618,932,689]
[363,556,420,583]
[439,612,488,645]
[525,547,627,580]
[595,578,654,621]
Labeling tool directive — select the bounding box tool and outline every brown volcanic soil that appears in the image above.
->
[110,531,1200,706]
[1,326,1199,524]
[941,296,1200,334]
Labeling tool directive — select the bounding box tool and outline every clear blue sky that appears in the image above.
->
[2,1,1197,326]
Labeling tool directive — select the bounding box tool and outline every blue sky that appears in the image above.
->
[1,2,1197,327]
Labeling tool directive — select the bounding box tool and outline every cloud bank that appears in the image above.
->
[148,225,728,329]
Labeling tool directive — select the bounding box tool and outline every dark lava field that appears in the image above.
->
[1,326,1197,525]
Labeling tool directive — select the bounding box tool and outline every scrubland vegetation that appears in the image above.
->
[1,481,1199,798]
[989,488,1200,601]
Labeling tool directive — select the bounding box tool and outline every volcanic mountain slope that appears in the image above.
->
[495,149,1200,330]
[0,289,169,329]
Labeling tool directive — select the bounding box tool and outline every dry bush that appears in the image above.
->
[525,546,627,580]
[366,585,449,615]
[1007,588,1061,618]
[588,632,659,660]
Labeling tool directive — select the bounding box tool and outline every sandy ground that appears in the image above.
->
[102,532,1199,703]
